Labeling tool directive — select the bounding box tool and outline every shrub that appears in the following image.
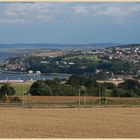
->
[0,84,15,96]
[111,88,126,97]
[30,81,53,96]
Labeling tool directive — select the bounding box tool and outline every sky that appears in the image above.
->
[0,2,140,44]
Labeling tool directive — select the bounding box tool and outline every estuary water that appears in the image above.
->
[0,51,71,81]
[0,73,71,81]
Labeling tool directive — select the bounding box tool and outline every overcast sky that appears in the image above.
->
[0,2,140,44]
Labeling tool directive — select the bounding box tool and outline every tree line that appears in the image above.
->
[26,56,140,76]
[29,75,140,97]
[0,75,140,98]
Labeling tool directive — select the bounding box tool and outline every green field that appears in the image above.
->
[64,55,100,61]
[0,83,32,96]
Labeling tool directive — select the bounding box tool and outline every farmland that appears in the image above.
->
[18,96,140,108]
[0,83,32,96]
[0,107,139,138]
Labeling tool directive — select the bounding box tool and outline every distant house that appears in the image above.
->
[68,62,74,65]
[40,61,49,64]
[56,61,59,65]
[28,70,33,74]
[36,71,41,75]
[63,61,67,64]
[109,56,113,60]
[81,66,86,69]
[49,56,54,58]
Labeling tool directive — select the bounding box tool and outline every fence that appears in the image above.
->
[0,96,140,108]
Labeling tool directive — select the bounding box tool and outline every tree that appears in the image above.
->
[0,84,15,96]
[124,90,138,97]
[67,75,80,87]
[117,79,140,97]
[30,81,53,96]
[45,79,79,96]
[101,82,116,89]
[111,88,126,97]
[60,85,78,96]
[118,79,140,90]
[67,75,93,87]
[86,79,106,96]
[0,91,4,99]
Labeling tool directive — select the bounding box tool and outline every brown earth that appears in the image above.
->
[0,107,140,138]
[19,96,140,105]
[32,51,64,57]
[19,96,140,102]
[97,80,124,86]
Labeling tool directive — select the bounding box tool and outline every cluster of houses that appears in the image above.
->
[73,46,140,64]
[40,60,75,65]
[1,45,140,82]
[100,46,140,63]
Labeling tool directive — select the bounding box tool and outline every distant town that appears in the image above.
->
[1,43,140,81]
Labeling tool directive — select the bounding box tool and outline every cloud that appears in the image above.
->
[0,3,56,23]
[73,3,140,24]
[73,4,140,18]
[0,3,140,24]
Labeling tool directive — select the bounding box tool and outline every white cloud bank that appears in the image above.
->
[74,4,140,17]
[0,3,140,23]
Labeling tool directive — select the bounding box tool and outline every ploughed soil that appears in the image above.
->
[0,107,139,138]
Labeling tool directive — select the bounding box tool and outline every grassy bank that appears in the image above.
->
[0,83,32,96]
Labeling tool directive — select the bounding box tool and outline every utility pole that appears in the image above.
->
[99,83,101,105]
[22,81,25,107]
[84,91,87,106]
[105,87,107,105]
[78,87,81,111]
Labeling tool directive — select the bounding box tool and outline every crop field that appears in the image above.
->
[0,107,139,138]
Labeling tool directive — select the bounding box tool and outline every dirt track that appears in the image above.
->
[0,107,140,138]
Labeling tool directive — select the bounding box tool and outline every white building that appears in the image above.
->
[28,70,33,74]
[68,62,75,65]
[36,71,41,75]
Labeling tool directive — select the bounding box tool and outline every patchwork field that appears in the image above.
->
[0,107,140,138]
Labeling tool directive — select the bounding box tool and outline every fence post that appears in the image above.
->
[78,87,80,111]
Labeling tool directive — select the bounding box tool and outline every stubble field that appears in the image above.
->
[0,107,140,138]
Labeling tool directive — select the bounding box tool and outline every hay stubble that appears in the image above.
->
[0,107,140,138]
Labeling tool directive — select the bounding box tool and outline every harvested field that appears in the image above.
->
[0,107,140,138]
[32,51,64,57]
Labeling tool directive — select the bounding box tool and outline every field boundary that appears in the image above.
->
[0,96,140,108]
